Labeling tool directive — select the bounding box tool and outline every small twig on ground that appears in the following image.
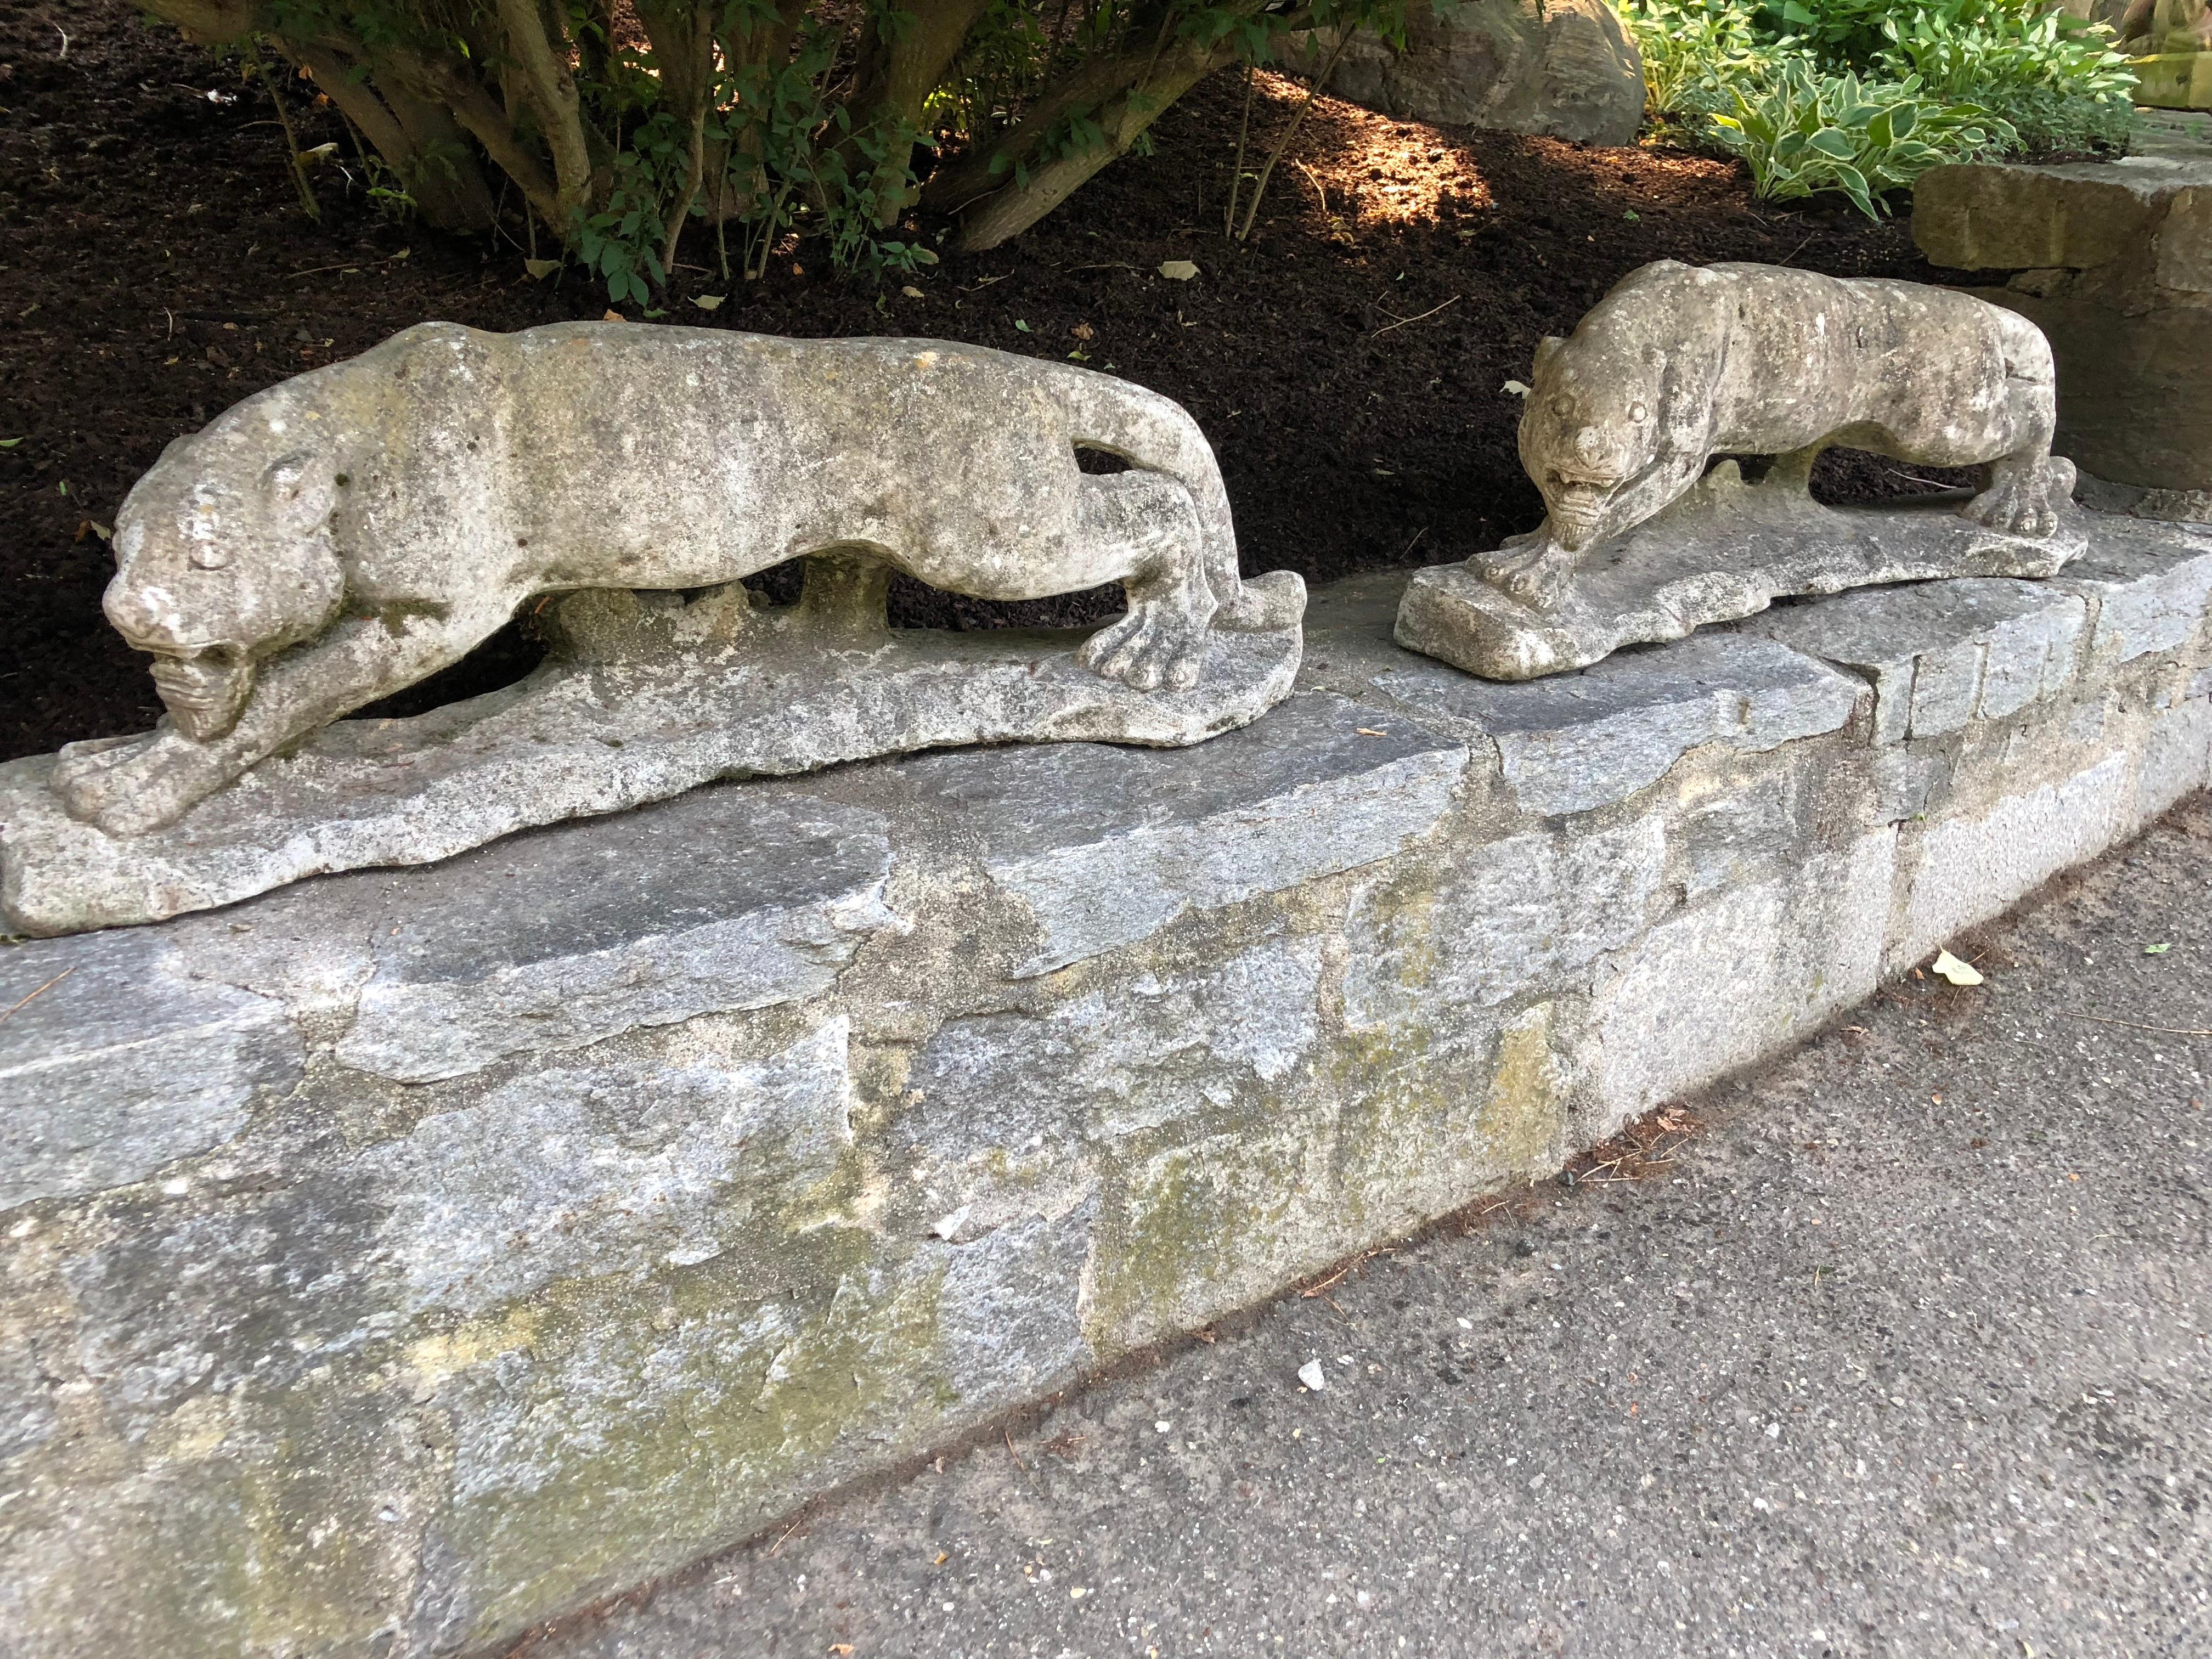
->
[1224,61,1256,238]
[0,967,72,1027]
[1238,46,1351,242]
[289,250,411,279]
[1370,295,1460,339]
[1003,1427,1026,1472]
[768,1519,803,1555]
[1294,160,1329,217]
[1398,526,1427,560]
[2063,1012,2212,1037]
[246,36,320,222]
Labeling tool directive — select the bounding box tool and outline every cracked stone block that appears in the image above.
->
[2053,525,2212,665]
[1359,632,1863,816]
[896,695,1465,975]
[1592,828,1895,1127]
[936,1201,1096,1404]
[371,1021,855,1318]
[2140,697,2212,821]
[1737,578,2090,744]
[0,929,302,1212]
[1343,816,1666,1027]
[1914,159,2187,273]
[333,790,898,1083]
[902,934,1325,1165]
[1892,752,2136,970]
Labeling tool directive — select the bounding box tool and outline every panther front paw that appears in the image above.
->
[52,729,232,837]
[1474,537,1578,612]
[1076,603,1209,693]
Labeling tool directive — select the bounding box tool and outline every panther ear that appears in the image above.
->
[262,452,335,534]
[1532,336,1567,377]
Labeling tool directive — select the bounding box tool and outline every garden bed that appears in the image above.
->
[0,0,1949,763]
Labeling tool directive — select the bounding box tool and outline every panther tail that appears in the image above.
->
[1053,366,1306,633]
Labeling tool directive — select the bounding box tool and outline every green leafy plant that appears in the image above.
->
[1871,2,2136,154]
[1707,62,2015,215]
[1628,0,1777,120]
[1624,0,2134,211]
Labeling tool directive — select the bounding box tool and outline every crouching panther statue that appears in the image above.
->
[1481,260,2075,610]
[56,323,1302,837]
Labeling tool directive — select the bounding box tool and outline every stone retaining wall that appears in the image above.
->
[5,515,2210,1657]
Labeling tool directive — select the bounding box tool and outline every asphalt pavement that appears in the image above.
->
[515,794,2212,1659]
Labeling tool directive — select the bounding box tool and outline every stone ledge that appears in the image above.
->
[2,515,2208,1659]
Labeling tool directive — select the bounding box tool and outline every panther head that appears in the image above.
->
[104,402,347,740]
[1517,334,1668,554]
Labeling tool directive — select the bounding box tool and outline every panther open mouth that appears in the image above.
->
[1543,457,1665,551]
[149,646,255,740]
[1544,470,1626,550]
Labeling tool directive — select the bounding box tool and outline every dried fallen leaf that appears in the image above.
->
[1356,727,1387,737]
[830,1646,855,1656]
[523,258,561,280]
[1502,379,1531,398]
[933,1551,949,1565]
[1157,259,1199,281]
[691,294,726,311]
[901,285,924,298]
[1931,949,1983,987]
[603,309,625,322]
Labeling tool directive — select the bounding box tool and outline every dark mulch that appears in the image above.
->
[0,0,1946,761]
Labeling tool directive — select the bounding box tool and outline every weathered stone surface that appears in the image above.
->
[369,1022,855,1317]
[2132,50,2212,110]
[1344,816,1665,1026]
[0,929,302,1211]
[1891,752,2137,969]
[2052,520,2212,662]
[1916,152,2212,493]
[1590,828,1895,1126]
[8,323,1307,935]
[332,792,898,1082]
[1912,157,2190,272]
[1364,630,1864,816]
[902,934,1325,1159]
[1308,0,1644,145]
[0,616,1299,940]
[901,694,1465,974]
[4,517,2208,1659]
[1739,578,2090,743]
[1421,261,2079,667]
[1402,471,2083,682]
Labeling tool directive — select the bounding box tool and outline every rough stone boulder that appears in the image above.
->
[1304,0,1644,146]
[1915,134,2212,516]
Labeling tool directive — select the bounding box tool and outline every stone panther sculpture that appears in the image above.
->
[1480,260,2073,610]
[55,322,1301,838]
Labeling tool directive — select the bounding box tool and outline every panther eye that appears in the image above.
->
[1628,401,1649,423]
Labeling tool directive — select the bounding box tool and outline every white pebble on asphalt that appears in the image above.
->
[1298,1359,1328,1391]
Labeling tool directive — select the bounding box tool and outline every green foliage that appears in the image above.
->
[1630,0,1775,120]
[1708,62,2013,215]
[159,0,1413,290]
[1623,0,2137,213]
